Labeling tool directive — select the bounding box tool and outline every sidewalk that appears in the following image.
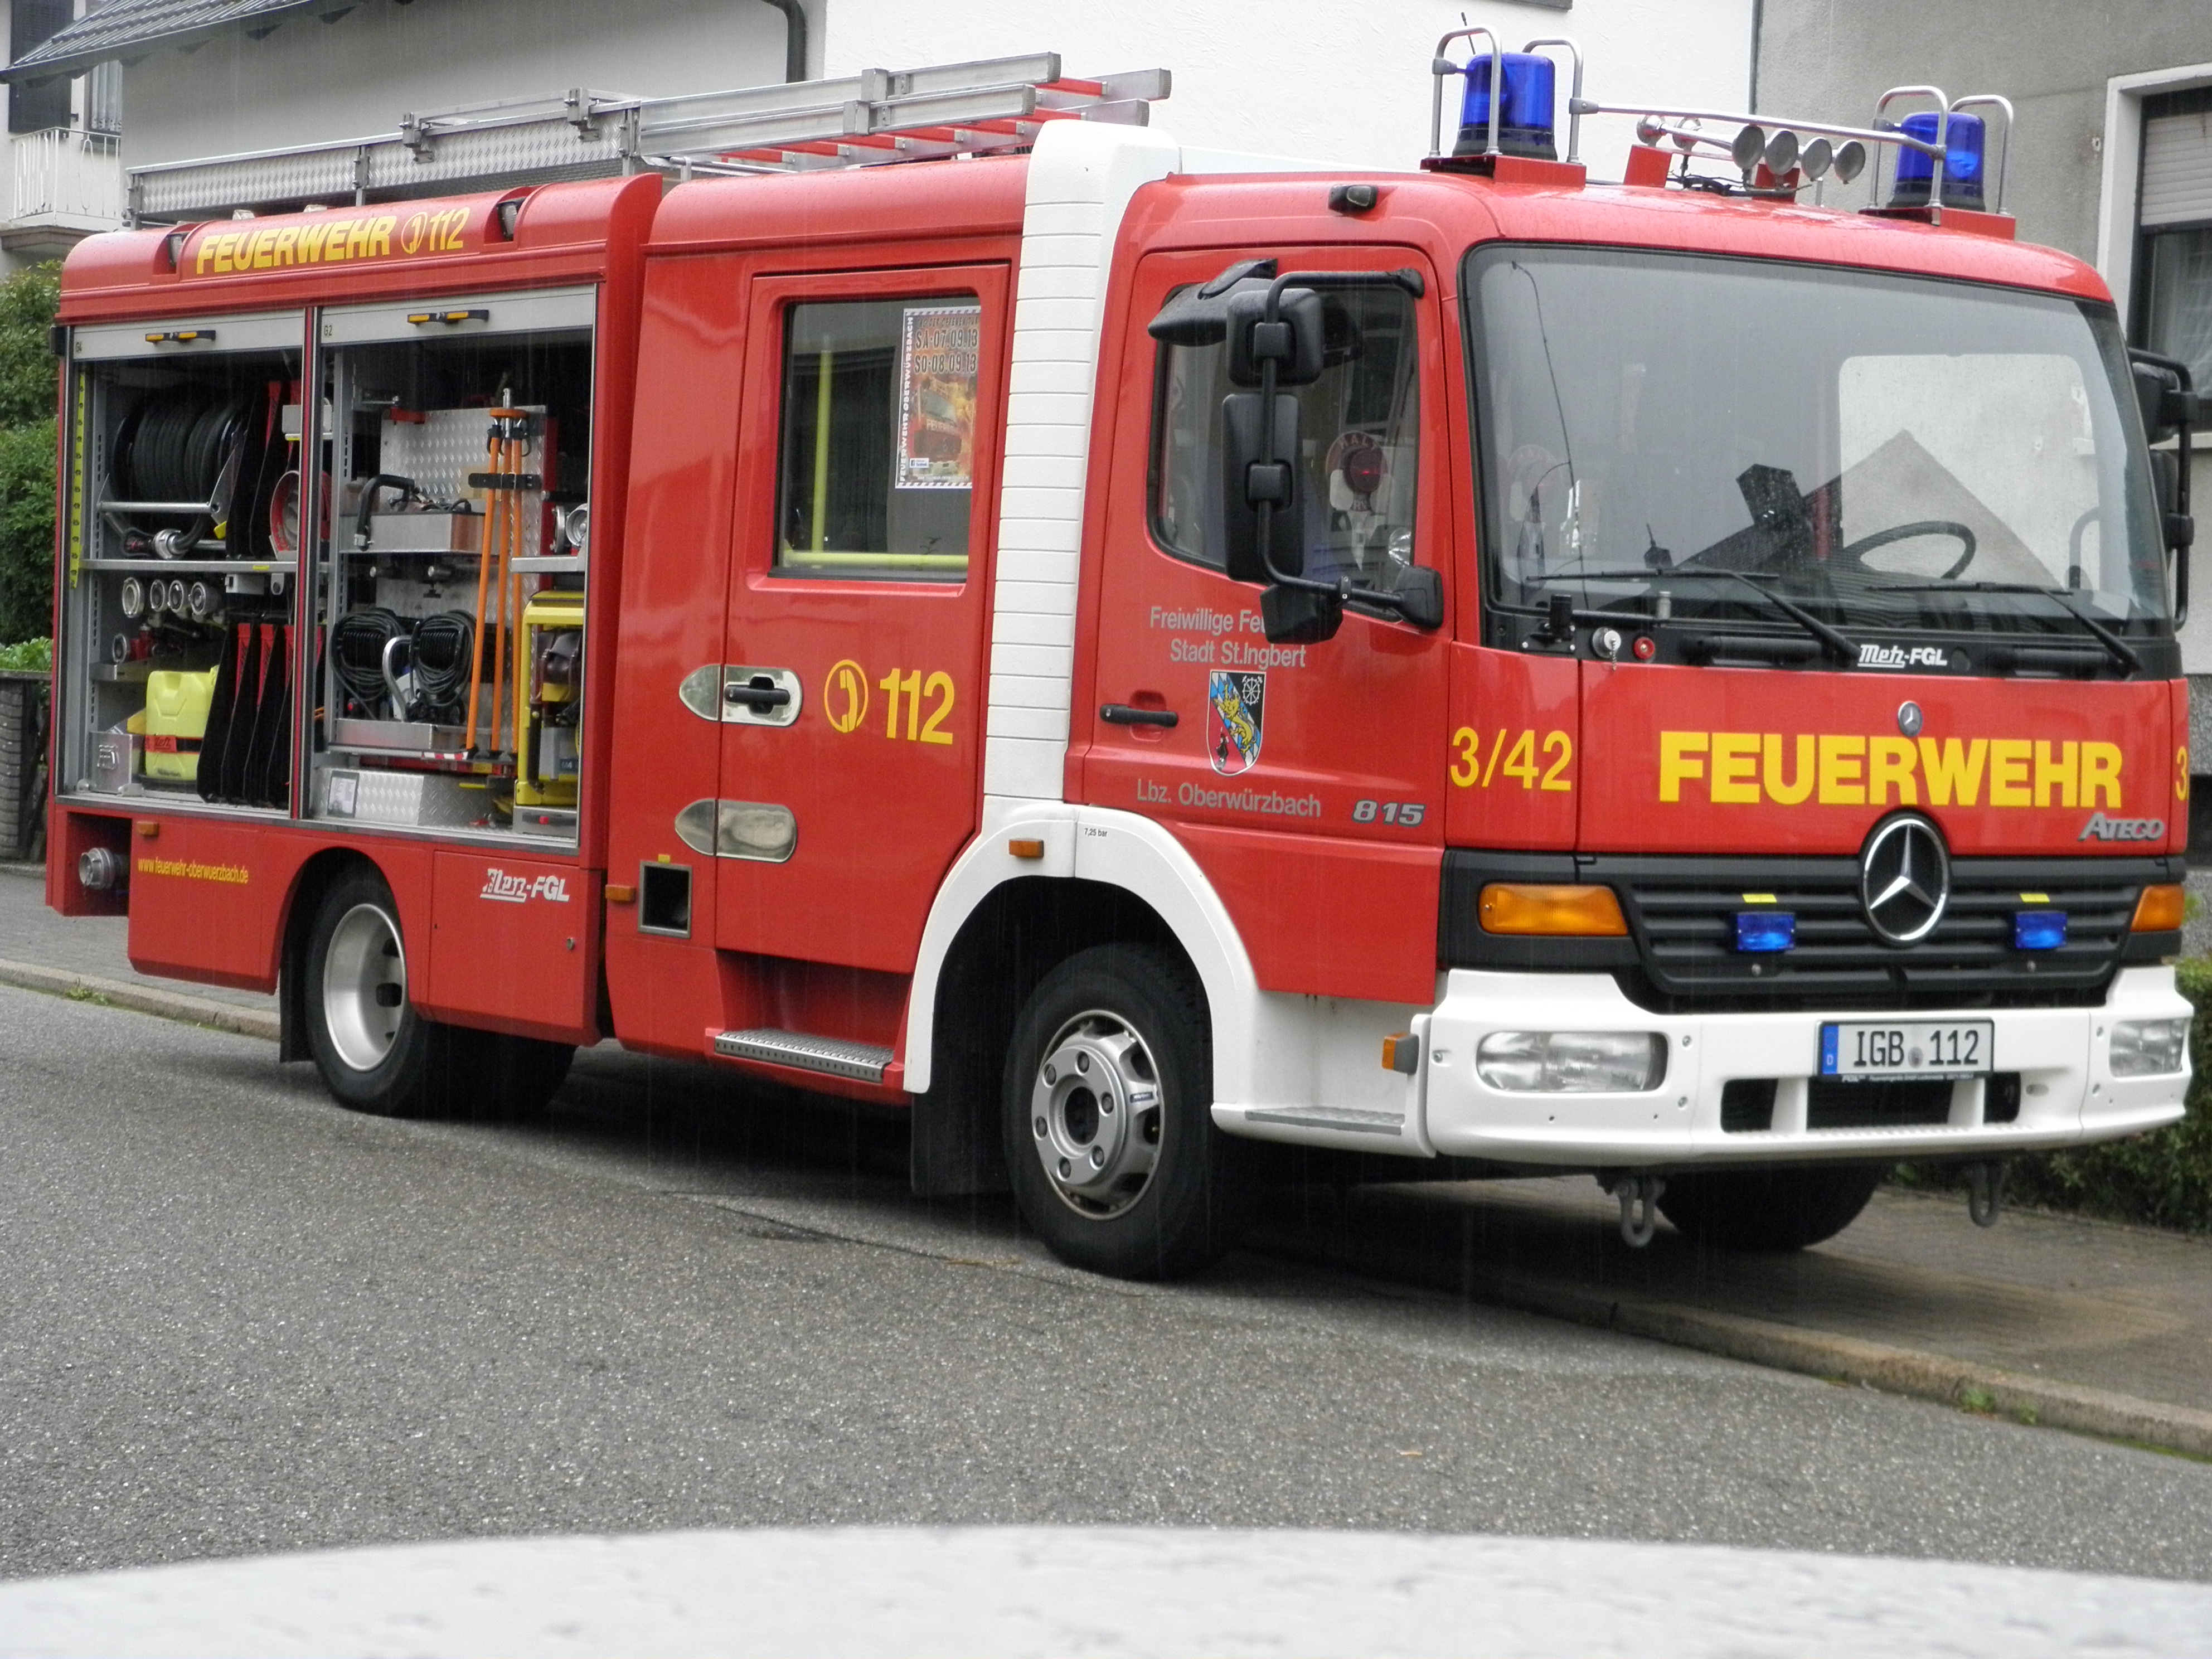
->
[7,857,2211,1454]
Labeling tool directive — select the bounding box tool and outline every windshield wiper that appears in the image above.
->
[1532,565,1857,664]
[1870,580,2142,674]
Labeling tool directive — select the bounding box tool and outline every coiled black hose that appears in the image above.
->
[408,610,475,724]
[332,607,406,716]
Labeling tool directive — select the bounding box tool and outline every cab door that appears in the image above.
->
[710,264,1008,972]
[1078,247,1451,1007]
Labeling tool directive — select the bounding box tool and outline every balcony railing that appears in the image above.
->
[11,127,123,231]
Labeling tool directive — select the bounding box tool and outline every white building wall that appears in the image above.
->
[824,0,1754,177]
[120,0,799,168]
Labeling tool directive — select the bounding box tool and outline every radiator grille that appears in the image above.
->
[1600,855,2168,1013]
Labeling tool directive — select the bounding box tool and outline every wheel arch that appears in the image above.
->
[904,806,1258,1096]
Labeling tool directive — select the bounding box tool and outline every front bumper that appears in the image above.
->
[1418,966,2191,1167]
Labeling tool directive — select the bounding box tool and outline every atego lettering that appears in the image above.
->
[2078,812,2165,842]
[1657,731,2123,809]
[480,867,572,904]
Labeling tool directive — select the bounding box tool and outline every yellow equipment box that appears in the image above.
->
[143,667,218,782]
[516,590,584,810]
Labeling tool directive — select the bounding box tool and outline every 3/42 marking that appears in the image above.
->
[1451,726,1573,790]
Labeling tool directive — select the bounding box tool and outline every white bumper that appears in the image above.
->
[1415,966,2191,1167]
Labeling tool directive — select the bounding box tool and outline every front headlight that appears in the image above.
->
[2109,1018,2190,1078]
[1476,1031,1668,1093]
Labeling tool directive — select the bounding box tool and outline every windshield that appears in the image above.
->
[1466,246,2169,642]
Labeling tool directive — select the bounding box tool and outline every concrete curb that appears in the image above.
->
[1255,1221,2212,1462]
[0,957,279,1042]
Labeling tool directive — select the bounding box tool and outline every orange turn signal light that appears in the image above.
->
[1478,882,1628,937]
[1008,838,1045,860]
[2132,883,2187,933]
[604,884,637,904]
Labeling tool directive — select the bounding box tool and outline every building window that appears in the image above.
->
[7,0,72,133]
[2137,86,2212,389]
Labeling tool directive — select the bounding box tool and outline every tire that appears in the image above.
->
[1657,1162,1890,1251]
[303,866,475,1118]
[1002,944,1253,1279]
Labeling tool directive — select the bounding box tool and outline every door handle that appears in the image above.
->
[724,681,793,710]
[1100,702,1178,728]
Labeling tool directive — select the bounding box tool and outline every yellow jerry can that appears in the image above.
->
[142,667,219,782]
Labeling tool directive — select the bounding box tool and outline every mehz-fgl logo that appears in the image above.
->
[1858,643,1949,671]
[481,867,572,904]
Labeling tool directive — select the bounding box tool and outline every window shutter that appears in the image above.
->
[2143,109,2212,229]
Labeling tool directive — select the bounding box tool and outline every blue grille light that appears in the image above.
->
[2014,909,2067,952]
[1454,52,1558,161]
[1734,910,1797,953]
[1887,111,1987,211]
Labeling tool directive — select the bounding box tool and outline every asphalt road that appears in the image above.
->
[6,983,2212,1586]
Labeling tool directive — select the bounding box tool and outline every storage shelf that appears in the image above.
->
[84,558,297,574]
[511,556,586,573]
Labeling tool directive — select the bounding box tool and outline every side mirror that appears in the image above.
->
[1225,287,1325,387]
[2133,350,2198,625]
[1219,390,1304,585]
[2135,358,2199,448]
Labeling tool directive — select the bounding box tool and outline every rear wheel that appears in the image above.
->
[304,866,481,1118]
[1002,944,1253,1280]
[1657,1162,1889,1251]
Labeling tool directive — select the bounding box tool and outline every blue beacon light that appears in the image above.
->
[1454,52,1558,161]
[2013,910,2068,952]
[1887,111,1986,211]
[1734,911,1797,953]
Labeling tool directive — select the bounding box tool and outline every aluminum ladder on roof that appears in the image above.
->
[125,53,1171,222]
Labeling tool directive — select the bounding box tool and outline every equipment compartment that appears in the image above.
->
[59,318,306,812]
[309,288,594,842]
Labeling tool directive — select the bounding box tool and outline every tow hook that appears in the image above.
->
[1965,1161,2008,1228]
[1610,1174,1666,1248]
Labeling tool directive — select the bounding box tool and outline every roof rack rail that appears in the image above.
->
[1571,85,2012,217]
[125,54,1171,223]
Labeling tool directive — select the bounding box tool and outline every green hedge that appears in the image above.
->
[0,262,58,648]
[1901,959,2212,1233]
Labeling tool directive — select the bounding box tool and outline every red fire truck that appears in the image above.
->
[41,41,2199,1278]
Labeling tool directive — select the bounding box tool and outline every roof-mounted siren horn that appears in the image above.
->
[1429,28,1583,163]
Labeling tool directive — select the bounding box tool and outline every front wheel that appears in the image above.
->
[1002,945,1253,1279]
[1656,1162,1889,1251]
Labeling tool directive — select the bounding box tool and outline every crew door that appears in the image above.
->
[1081,248,1452,1007]
[709,265,1008,972]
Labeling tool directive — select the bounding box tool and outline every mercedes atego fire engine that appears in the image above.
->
[41,38,2198,1277]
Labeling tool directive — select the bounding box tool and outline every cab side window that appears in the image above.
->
[774,294,979,580]
[1151,284,1421,592]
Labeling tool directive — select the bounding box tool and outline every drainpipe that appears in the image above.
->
[756,0,807,83]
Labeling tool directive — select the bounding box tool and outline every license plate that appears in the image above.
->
[1819,1020,1992,1081]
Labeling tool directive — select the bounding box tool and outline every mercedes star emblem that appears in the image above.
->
[1896,700,1923,737]
[1860,814,1949,945]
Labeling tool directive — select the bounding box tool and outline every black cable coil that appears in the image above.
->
[331,607,406,716]
[407,610,475,724]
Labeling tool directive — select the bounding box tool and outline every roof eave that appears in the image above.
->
[2,2,326,86]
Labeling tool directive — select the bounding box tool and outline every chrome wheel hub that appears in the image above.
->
[323,902,406,1073]
[1029,1010,1164,1219]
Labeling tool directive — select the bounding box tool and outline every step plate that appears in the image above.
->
[714,1027,894,1084]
